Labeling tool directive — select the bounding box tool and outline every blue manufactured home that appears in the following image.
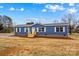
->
[14,23,68,37]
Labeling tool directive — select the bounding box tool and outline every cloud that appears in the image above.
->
[0,6,4,8]
[9,7,24,11]
[69,3,75,6]
[42,9,47,12]
[20,8,24,11]
[67,8,77,14]
[9,7,15,11]
[45,4,65,12]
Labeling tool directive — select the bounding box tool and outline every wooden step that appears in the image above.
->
[27,32,36,37]
[27,30,36,37]
[28,34,35,37]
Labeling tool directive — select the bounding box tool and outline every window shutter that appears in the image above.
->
[63,27,65,32]
[37,27,39,32]
[54,27,56,32]
[44,27,46,32]
[19,28,21,32]
[16,28,17,32]
[24,28,26,32]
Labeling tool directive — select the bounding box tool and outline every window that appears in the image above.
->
[60,27,63,32]
[38,27,46,32]
[15,28,18,32]
[19,28,21,32]
[37,28,39,32]
[39,27,44,32]
[15,28,21,32]
[16,28,19,32]
[54,26,65,32]
[56,27,60,32]
[24,28,28,32]
[44,27,46,32]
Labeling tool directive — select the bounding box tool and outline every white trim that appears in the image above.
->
[15,28,18,32]
[32,27,35,33]
[32,27,35,32]
[28,28,30,33]
[32,27,35,30]
[38,27,44,32]
[63,27,65,32]
[24,28,26,32]
[37,27,39,32]
[19,28,21,32]
[54,27,56,32]
[44,27,46,32]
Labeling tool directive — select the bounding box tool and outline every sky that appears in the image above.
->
[0,3,79,25]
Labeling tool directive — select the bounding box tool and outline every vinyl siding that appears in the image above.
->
[15,24,68,36]
[15,27,28,36]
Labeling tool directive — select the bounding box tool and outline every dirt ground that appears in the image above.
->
[0,33,79,56]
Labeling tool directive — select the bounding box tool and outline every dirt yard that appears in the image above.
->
[0,33,79,56]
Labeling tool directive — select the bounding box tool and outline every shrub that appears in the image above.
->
[0,27,12,33]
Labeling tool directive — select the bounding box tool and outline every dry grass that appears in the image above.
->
[0,33,79,56]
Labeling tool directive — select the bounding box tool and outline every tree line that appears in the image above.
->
[58,13,79,35]
[0,14,79,34]
[26,14,79,35]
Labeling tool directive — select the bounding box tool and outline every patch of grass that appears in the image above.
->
[0,34,79,56]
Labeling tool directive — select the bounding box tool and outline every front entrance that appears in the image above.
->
[32,27,36,34]
[27,27,36,37]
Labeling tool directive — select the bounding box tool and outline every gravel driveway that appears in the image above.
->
[0,33,16,38]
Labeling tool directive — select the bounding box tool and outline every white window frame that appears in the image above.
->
[54,27,56,32]
[24,28,27,32]
[32,27,35,34]
[44,27,46,32]
[37,27,39,32]
[63,27,65,32]
[32,27,35,31]
[54,26,65,32]
[19,28,21,32]
[60,27,63,32]
[28,28,30,33]
[15,28,18,32]
[39,27,45,32]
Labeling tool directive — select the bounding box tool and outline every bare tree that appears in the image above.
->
[61,14,77,34]
[3,15,13,28]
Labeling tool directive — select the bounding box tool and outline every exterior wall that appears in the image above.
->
[14,27,28,36]
[36,26,68,36]
[14,24,68,36]
[32,24,68,36]
[31,24,44,33]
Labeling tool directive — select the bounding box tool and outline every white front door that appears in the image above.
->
[28,28,30,34]
[32,27,36,34]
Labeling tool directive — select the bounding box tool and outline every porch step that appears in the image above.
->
[27,32,36,37]
[28,34,35,37]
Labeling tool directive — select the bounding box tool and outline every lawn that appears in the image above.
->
[0,33,79,56]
